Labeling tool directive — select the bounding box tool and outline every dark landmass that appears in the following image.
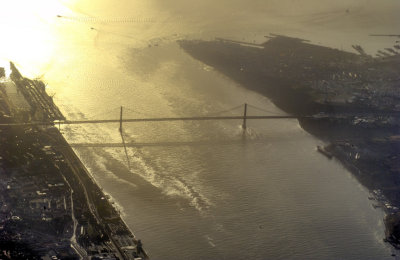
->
[0,63,148,259]
[179,35,400,247]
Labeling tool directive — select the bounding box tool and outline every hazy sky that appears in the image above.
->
[1,0,399,73]
[67,0,400,31]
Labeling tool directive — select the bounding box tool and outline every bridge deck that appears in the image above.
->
[0,115,305,127]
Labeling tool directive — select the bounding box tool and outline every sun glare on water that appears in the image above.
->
[0,0,73,76]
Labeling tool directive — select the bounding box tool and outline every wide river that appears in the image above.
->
[1,0,400,259]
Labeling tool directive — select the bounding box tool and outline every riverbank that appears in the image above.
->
[179,35,400,248]
[0,63,147,259]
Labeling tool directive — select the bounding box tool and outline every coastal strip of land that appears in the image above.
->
[0,63,148,259]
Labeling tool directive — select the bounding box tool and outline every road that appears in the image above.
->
[51,131,129,259]
[58,169,88,260]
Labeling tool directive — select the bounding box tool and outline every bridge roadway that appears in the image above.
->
[0,115,307,127]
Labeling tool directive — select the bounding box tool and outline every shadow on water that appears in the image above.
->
[119,129,131,170]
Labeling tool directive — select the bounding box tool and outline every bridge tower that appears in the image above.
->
[242,103,247,130]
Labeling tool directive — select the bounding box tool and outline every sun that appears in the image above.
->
[0,0,71,76]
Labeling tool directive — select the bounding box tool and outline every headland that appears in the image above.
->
[179,35,400,248]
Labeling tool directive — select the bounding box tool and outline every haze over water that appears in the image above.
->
[1,0,400,259]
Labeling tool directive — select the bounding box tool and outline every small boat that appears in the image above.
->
[317,145,333,159]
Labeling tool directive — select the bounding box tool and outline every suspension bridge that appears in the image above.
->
[0,103,315,170]
[0,103,307,131]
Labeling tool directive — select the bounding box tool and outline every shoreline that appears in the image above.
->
[55,129,149,259]
[65,146,141,241]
